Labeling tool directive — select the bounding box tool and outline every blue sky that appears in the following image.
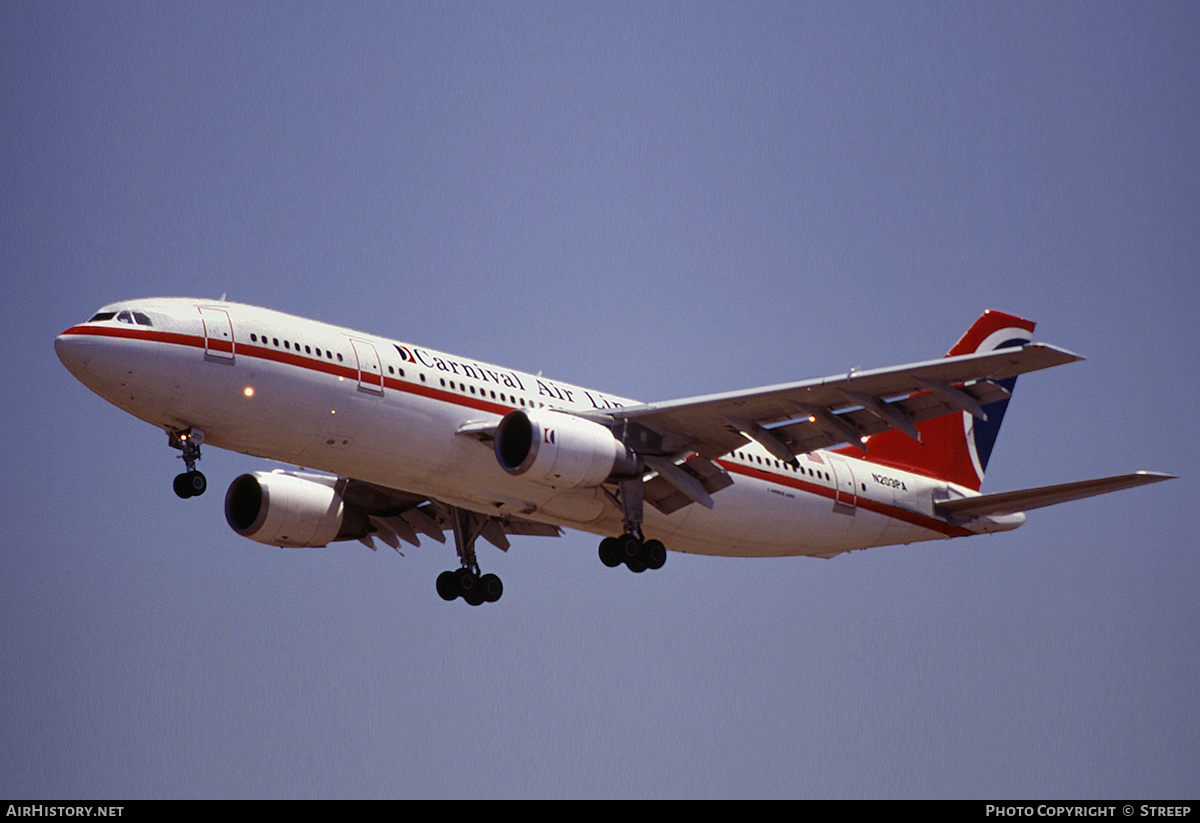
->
[2,1,1196,798]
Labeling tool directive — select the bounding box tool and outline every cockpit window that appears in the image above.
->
[93,309,153,326]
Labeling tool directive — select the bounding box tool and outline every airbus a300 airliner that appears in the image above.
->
[56,299,1172,605]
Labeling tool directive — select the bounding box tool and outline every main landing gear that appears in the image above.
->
[169,428,207,499]
[598,478,667,573]
[437,566,503,606]
[437,507,503,606]
[599,532,667,573]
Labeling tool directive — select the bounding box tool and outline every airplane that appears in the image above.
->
[55,299,1173,605]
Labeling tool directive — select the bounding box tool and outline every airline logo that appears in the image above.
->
[946,312,1036,487]
[852,309,1036,491]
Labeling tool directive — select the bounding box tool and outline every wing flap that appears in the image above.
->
[769,379,1013,456]
[643,455,735,515]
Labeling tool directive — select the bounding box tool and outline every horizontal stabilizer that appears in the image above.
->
[935,471,1175,520]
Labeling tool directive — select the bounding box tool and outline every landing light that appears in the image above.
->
[243,386,255,398]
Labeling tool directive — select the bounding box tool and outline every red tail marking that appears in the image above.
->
[836,310,1035,491]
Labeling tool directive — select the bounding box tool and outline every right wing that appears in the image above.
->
[595,343,1081,513]
[604,343,1081,462]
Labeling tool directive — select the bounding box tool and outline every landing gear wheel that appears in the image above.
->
[173,471,207,499]
[643,539,666,570]
[187,471,206,497]
[437,567,503,605]
[454,567,476,596]
[436,571,458,601]
[618,533,642,563]
[479,573,503,603]
[598,533,669,573]
[599,537,621,568]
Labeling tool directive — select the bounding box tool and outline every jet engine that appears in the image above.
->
[225,471,351,548]
[494,408,640,489]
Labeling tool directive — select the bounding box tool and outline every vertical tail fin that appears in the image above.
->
[853,310,1036,491]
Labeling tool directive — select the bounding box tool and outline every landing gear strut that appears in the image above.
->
[437,506,503,606]
[169,428,207,498]
[598,477,668,573]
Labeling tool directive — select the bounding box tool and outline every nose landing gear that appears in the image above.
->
[169,428,207,498]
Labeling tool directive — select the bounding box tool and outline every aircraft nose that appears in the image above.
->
[55,330,91,379]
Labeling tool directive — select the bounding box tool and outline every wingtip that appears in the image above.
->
[1134,471,1177,481]
[1029,342,1086,363]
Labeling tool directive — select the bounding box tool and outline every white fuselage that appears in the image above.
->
[56,298,987,559]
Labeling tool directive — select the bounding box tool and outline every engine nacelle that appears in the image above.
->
[225,471,346,548]
[494,408,639,489]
